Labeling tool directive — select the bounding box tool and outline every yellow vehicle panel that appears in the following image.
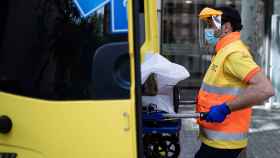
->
[0,92,137,158]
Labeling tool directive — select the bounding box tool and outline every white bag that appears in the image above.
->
[141,53,190,113]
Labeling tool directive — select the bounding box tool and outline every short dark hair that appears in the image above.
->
[215,6,243,31]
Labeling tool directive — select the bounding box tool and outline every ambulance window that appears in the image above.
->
[0,0,130,100]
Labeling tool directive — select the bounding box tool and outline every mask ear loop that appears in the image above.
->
[212,16,221,29]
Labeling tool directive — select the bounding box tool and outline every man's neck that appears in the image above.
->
[220,31,233,39]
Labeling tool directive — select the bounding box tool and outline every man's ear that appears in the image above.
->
[223,22,233,33]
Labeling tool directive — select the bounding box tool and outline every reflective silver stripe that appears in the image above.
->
[200,128,248,141]
[201,82,243,95]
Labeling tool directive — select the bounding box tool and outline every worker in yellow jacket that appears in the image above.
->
[195,6,275,158]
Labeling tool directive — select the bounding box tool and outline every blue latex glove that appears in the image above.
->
[206,103,231,123]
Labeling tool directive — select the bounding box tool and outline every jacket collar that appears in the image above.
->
[215,32,241,53]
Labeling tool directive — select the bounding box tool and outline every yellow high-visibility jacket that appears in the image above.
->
[197,32,261,149]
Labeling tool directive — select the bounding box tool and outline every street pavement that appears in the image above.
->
[178,105,280,158]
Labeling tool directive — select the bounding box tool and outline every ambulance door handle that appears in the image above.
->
[123,112,130,132]
[0,115,13,134]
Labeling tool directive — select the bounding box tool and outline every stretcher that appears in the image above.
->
[142,104,207,158]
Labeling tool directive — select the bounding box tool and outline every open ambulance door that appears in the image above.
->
[0,0,144,157]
